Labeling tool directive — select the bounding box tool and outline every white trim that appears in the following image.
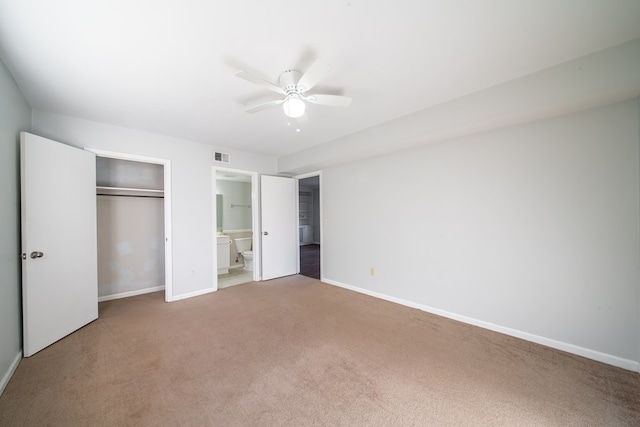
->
[294,171,322,180]
[163,161,173,302]
[212,172,218,291]
[0,351,22,397]
[97,286,165,302]
[85,148,173,303]
[636,96,640,376]
[322,278,640,373]
[295,179,300,273]
[171,286,217,301]
[318,171,323,282]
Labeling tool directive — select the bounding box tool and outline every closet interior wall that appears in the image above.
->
[96,157,165,300]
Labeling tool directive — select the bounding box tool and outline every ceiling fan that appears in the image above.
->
[236,59,352,118]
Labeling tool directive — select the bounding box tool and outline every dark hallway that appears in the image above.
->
[300,244,320,279]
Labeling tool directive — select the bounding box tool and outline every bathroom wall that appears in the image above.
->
[217,180,252,231]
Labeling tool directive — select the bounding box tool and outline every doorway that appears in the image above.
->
[297,172,321,280]
[214,167,259,289]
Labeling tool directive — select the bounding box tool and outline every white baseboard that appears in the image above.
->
[322,278,640,373]
[169,286,217,302]
[0,351,22,397]
[98,286,165,302]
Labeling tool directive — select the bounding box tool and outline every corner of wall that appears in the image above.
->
[636,95,640,368]
[0,351,22,397]
[0,55,31,398]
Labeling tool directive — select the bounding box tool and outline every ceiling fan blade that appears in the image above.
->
[245,99,285,113]
[236,71,285,95]
[305,94,352,107]
[296,59,331,93]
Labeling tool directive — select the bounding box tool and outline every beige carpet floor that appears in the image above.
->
[0,275,638,426]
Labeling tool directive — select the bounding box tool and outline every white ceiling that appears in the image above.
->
[1,1,639,157]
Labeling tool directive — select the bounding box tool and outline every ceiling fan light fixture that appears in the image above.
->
[237,59,351,117]
[282,97,305,118]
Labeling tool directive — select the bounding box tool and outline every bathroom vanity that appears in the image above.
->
[217,235,230,275]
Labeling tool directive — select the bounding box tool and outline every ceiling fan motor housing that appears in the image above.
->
[279,70,303,95]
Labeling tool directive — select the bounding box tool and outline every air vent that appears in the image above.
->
[214,151,230,164]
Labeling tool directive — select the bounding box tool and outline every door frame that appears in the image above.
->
[86,148,174,302]
[212,167,260,288]
[294,171,322,279]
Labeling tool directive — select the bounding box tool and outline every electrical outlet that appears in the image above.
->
[370,268,375,276]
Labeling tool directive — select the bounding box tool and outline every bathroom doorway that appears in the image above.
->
[214,168,259,289]
[296,172,321,280]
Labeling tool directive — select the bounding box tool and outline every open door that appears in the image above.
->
[21,132,98,357]
[261,175,297,280]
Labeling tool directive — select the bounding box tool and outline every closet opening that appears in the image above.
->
[89,149,173,302]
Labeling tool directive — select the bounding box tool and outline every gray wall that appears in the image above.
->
[96,157,164,190]
[0,58,31,393]
[323,99,640,369]
[97,196,165,298]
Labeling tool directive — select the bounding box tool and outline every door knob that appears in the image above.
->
[263,231,269,235]
[30,251,44,259]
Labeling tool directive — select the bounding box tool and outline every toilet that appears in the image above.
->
[234,237,253,271]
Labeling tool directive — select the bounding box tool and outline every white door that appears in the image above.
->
[21,132,98,357]
[261,175,297,280]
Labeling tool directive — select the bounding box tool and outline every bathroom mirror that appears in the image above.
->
[217,180,252,230]
[216,194,223,232]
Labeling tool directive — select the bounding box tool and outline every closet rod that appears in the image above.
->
[97,194,164,199]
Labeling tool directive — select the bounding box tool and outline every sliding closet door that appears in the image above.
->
[21,132,98,357]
